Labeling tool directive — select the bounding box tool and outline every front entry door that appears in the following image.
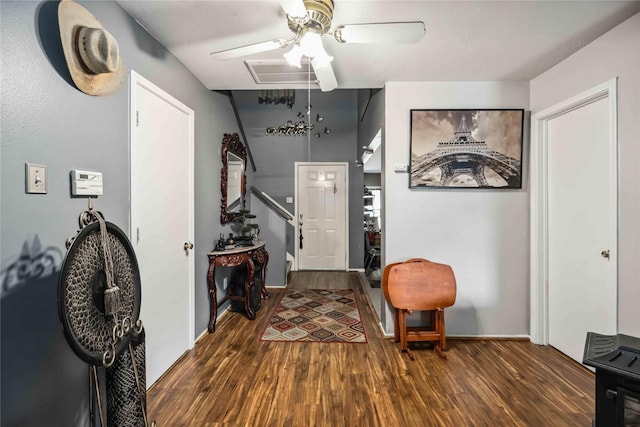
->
[130,71,195,387]
[296,162,348,270]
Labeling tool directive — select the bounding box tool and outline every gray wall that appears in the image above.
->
[233,89,364,269]
[357,88,388,325]
[358,89,384,162]
[383,81,530,337]
[1,1,239,425]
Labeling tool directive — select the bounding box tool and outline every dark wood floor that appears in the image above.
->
[146,271,595,426]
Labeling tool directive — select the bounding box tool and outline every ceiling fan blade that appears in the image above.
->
[333,22,425,44]
[210,39,288,60]
[311,58,337,92]
[281,0,307,19]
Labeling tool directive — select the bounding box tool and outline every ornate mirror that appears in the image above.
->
[220,133,247,224]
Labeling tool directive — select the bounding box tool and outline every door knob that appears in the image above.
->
[601,250,610,259]
[184,242,194,250]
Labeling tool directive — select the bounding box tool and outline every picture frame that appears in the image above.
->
[409,109,524,189]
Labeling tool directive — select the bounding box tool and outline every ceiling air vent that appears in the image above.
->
[245,59,319,86]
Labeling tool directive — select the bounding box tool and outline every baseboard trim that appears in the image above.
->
[379,322,392,337]
[195,329,208,344]
[447,335,531,341]
[194,306,231,345]
[379,334,532,340]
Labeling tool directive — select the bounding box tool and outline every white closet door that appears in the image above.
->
[547,96,617,363]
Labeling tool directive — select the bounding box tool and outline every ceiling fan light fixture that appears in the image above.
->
[299,30,323,57]
[214,0,423,95]
[284,44,304,68]
[284,29,333,68]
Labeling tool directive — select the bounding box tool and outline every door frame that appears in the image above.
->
[530,78,618,345]
[294,161,349,271]
[129,70,195,349]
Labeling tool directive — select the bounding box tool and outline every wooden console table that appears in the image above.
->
[207,241,269,333]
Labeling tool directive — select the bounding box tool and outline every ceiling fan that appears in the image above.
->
[210,0,425,92]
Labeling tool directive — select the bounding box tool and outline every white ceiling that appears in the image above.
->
[117,0,640,91]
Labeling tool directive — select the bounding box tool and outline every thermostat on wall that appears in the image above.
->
[71,170,103,196]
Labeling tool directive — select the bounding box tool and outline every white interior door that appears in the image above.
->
[546,94,617,363]
[296,162,348,270]
[130,71,194,387]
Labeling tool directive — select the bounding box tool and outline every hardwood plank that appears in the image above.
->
[146,271,594,426]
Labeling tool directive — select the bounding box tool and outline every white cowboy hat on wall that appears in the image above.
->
[58,0,125,96]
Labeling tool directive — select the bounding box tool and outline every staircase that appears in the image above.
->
[250,187,295,286]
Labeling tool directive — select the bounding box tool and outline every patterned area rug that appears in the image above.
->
[260,289,367,343]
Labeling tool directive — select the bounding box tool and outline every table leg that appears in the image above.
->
[245,257,256,320]
[207,259,217,333]
[260,249,269,299]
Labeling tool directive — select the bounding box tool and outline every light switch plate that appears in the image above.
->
[25,163,47,194]
[394,164,408,173]
[286,196,293,203]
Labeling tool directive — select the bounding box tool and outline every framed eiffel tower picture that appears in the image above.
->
[409,109,524,189]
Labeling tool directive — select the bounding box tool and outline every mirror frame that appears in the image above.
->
[220,133,247,224]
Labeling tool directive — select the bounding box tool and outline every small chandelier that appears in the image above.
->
[265,109,331,138]
[258,89,295,109]
[266,120,313,137]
